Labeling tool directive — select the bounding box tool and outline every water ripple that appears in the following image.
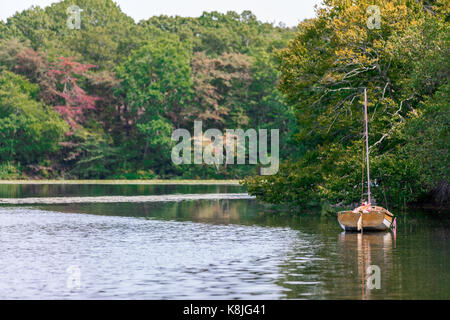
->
[0,207,299,299]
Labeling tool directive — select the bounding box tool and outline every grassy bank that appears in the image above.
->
[0,180,241,185]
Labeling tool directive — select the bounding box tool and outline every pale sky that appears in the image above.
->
[0,0,322,27]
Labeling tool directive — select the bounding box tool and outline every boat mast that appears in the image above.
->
[364,88,371,204]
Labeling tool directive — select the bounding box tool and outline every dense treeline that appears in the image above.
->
[0,0,448,209]
[243,0,449,208]
[0,0,297,179]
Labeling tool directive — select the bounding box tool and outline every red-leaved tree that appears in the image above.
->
[47,57,99,129]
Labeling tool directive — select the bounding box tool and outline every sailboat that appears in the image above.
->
[337,89,395,232]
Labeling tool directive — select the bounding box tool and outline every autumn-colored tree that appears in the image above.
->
[187,51,251,128]
[47,57,98,128]
[244,0,449,208]
[1,42,100,129]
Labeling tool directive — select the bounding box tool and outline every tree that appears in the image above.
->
[1,4,300,180]
[243,0,449,208]
[187,51,252,128]
[0,71,68,167]
[116,36,193,128]
[6,0,141,69]
[0,21,9,39]
[46,56,99,128]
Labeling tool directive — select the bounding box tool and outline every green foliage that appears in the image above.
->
[0,0,446,210]
[0,71,40,117]
[116,36,193,126]
[400,84,450,205]
[0,71,68,168]
[136,117,175,170]
[244,0,449,208]
[5,0,139,68]
[0,21,9,39]
[0,2,296,180]
[139,10,295,56]
[65,128,119,179]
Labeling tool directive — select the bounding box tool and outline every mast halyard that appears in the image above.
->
[364,88,371,204]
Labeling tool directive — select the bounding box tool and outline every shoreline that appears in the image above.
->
[0,179,242,185]
[0,193,253,204]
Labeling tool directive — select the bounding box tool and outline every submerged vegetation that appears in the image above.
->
[0,0,448,209]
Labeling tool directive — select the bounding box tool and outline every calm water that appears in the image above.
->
[0,184,448,299]
[0,183,243,198]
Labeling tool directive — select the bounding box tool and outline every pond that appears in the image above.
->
[0,184,448,299]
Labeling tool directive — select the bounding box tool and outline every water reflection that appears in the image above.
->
[0,184,244,198]
[338,232,394,300]
[0,205,297,299]
[0,186,449,299]
[33,199,450,300]
[39,199,263,225]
